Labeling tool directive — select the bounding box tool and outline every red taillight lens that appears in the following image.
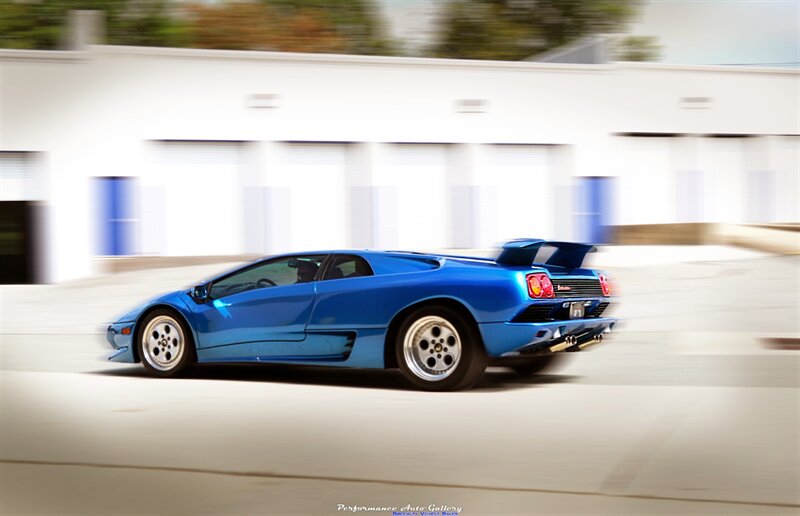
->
[540,275,554,298]
[527,273,555,299]
[599,274,611,296]
[527,275,542,298]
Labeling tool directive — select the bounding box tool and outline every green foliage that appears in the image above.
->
[431,2,536,60]
[0,0,389,54]
[614,35,661,61]
[431,0,645,61]
[260,0,395,55]
[0,0,72,49]
[0,0,656,61]
[0,0,187,49]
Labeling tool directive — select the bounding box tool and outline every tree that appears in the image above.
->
[261,0,395,55]
[185,2,347,54]
[0,0,394,56]
[0,0,187,50]
[185,3,282,51]
[614,35,661,62]
[431,0,653,61]
[431,1,535,61]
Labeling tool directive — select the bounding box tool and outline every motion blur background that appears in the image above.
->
[0,0,797,283]
[1,2,799,515]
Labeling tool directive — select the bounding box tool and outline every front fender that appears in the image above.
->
[107,290,198,362]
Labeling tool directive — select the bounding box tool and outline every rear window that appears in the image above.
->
[323,255,374,280]
[369,255,440,275]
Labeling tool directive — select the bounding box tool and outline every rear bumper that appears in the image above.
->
[479,317,618,357]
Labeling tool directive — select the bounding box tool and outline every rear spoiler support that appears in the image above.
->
[496,239,596,269]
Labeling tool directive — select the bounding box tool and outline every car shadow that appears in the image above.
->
[92,364,579,392]
[474,368,580,392]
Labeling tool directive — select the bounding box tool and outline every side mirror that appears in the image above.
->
[192,283,210,303]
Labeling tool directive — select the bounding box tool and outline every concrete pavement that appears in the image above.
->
[1,246,798,515]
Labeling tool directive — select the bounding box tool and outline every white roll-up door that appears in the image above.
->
[1,152,38,201]
[479,145,554,244]
[616,137,675,225]
[697,137,747,223]
[773,136,800,223]
[145,142,242,256]
[379,144,450,250]
[277,143,348,251]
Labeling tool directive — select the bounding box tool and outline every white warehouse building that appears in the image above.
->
[1,43,798,283]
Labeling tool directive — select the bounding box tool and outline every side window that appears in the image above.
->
[323,255,374,281]
[210,255,325,299]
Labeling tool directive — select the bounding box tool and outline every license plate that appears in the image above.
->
[569,302,585,319]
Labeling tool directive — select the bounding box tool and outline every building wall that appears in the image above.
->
[1,46,798,281]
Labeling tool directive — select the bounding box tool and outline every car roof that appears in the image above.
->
[287,249,494,262]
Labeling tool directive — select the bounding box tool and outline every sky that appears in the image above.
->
[630,0,800,66]
[377,0,800,66]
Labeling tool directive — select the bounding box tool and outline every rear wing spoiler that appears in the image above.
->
[496,239,597,269]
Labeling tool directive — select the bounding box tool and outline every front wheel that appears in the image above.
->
[137,309,195,378]
[395,306,487,391]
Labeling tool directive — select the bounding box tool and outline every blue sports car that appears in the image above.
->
[106,239,617,391]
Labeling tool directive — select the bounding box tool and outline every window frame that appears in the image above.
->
[208,253,329,300]
[319,253,375,282]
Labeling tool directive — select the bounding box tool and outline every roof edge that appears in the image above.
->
[2,44,797,75]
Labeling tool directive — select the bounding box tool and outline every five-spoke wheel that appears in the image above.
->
[395,306,486,391]
[137,309,195,377]
[402,315,462,381]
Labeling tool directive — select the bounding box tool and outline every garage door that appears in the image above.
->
[0,153,41,283]
[697,137,747,223]
[1,153,27,201]
[477,145,554,245]
[772,136,800,223]
[616,137,675,225]
[278,143,348,251]
[145,142,242,256]
[381,144,449,250]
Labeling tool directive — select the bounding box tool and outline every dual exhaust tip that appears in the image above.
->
[549,332,604,352]
[564,334,602,347]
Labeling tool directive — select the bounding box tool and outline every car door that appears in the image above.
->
[192,255,326,353]
[308,254,379,331]
[298,254,378,359]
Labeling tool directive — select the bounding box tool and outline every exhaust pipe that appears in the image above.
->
[579,333,603,350]
[551,332,607,353]
[549,334,575,352]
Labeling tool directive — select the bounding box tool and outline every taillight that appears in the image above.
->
[540,274,554,297]
[527,273,555,299]
[599,274,611,296]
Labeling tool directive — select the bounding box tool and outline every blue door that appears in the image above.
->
[192,255,328,359]
[98,177,135,256]
[577,177,613,244]
[195,282,318,347]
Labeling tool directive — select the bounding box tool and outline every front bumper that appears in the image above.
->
[479,317,618,357]
[106,322,137,363]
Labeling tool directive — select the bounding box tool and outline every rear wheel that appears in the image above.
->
[510,354,564,376]
[395,306,487,391]
[137,309,195,378]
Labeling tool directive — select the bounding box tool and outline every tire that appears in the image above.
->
[394,305,487,391]
[137,309,196,378]
[510,354,564,376]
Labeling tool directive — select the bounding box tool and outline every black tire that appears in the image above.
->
[510,354,564,376]
[137,309,196,378]
[394,305,487,391]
